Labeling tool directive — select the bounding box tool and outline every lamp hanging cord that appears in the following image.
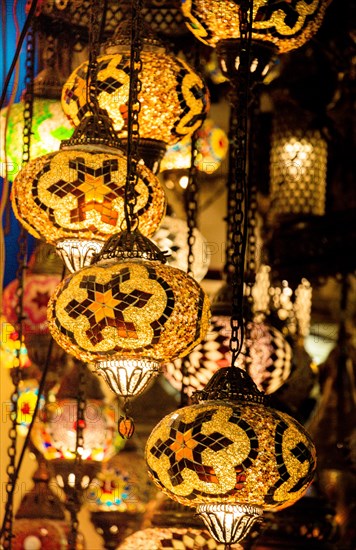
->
[124,0,144,233]
[185,130,199,277]
[85,0,101,113]
[1,21,36,547]
[67,361,87,550]
[228,0,253,368]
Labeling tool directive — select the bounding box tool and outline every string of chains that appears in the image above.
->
[86,0,102,110]
[67,362,87,550]
[245,97,260,314]
[228,0,253,367]
[124,0,144,232]
[1,24,35,548]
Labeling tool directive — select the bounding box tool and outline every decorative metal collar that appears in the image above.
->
[61,109,123,151]
[92,230,169,265]
[192,366,266,405]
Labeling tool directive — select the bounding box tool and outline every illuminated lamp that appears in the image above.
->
[152,216,209,282]
[11,112,166,273]
[0,98,73,180]
[181,0,329,81]
[47,230,211,408]
[160,118,228,174]
[61,23,210,172]
[146,367,316,546]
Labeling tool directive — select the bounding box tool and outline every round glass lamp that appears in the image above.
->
[31,397,116,462]
[0,98,73,179]
[11,139,166,272]
[152,216,209,282]
[164,315,292,397]
[47,230,211,401]
[181,0,328,53]
[181,1,329,82]
[61,29,209,171]
[160,118,228,174]
[146,367,316,545]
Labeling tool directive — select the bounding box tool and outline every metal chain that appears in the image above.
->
[224,97,238,285]
[228,0,253,367]
[245,101,259,311]
[185,130,199,276]
[124,0,144,232]
[68,362,87,550]
[1,23,35,548]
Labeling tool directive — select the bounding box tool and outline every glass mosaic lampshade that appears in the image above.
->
[181,0,328,82]
[181,0,328,53]
[31,398,116,462]
[152,216,209,282]
[0,98,73,179]
[270,104,327,219]
[61,30,209,157]
[160,118,228,174]
[164,315,292,398]
[146,367,316,545]
[11,142,166,272]
[47,231,211,400]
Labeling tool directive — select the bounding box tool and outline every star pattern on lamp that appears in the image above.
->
[150,409,234,487]
[31,290,51,309]
[64,268,153,345]
[47,157,131,226]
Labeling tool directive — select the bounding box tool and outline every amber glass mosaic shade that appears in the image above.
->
[146,401,316,511]
[181,0,328,53]
[11,147,166,244]
[47,260,211,364]
[61,52,209,146]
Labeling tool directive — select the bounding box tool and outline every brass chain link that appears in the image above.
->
[124,0,144,232]
[68,362,87,550]
[1,23,35,548]
[185,131,199,276]
[228,0,253,367]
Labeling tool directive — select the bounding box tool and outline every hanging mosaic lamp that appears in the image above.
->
[11,111,166,273]
[270,100,327,220]
[47,230,211,408]
[164,314,293,398]
[146,367,316,546]
[89,438,157,547]
[0,98,73,179]
[181,0,329,81]
[160,118,228,174]
[152,215,209,282]
[31,365,117,517]
[13,459,85,550]
[164,271,293,398]
[61,22,210,172]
